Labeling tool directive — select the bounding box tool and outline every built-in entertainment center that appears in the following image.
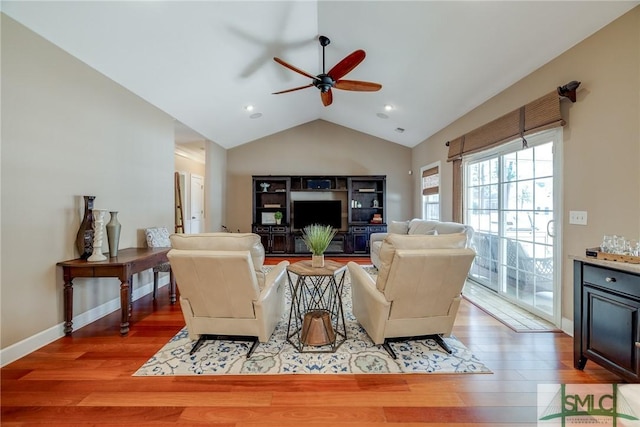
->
[252,175,387,255]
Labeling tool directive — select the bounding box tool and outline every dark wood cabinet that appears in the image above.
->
[349,225,387,253]
[574,258,640,382]
[348,176,385,224]
[254,225,289,254]
[252,176,290,226]
[252,175,386,255]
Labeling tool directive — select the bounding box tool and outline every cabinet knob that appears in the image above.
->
[636,342,640,348]
[605,277,617,283]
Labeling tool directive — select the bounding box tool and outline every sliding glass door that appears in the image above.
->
[465,129,561,322]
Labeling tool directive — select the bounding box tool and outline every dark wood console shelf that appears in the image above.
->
[573,256,640,382]
[252,175,386,255]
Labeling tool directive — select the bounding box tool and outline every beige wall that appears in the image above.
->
[205,140,228,233]
[412,7,640,324]
[1,15,175,351]
[175,154,205,181]
[226,120,413,233]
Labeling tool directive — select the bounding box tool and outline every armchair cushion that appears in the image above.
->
[170,233,267,289]
[173,250,260,319]
[376,233,467,292]
[388,220,410,234]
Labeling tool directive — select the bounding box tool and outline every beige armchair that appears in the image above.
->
[167,233,289,357]
[348,233,475,358]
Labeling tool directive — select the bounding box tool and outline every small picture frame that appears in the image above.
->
[261,212,276,224]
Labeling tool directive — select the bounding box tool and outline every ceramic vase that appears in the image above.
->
[75,195,95,259]
[311,254,325,268]
[88,209,108,262]
[106,211,121,258]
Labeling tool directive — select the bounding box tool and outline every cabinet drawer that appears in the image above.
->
[350,226,368,233]
[254,226,270,233]
[584,265,640,298]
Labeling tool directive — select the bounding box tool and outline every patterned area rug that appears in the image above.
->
[134,267,491,376]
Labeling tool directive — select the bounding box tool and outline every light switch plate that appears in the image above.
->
[569,210,588,225]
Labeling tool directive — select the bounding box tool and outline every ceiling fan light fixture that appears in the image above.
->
[313,74,335,93]
[272,35,382,107]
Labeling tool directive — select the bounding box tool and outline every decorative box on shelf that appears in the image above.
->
[586,247,640,264]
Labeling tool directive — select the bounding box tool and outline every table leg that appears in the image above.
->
[128,275,133,317]
[63,278,74,336]
[120,279,130,335]
[169,269,176,304]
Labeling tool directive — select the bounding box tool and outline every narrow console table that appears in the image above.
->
[573,256,640,382]
[57,247,174,336]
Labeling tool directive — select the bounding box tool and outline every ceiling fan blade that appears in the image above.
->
[273,57,319,81]
[321,89,333,106]
[272,84,314,95]
[327,50,366,80]
[334,80,382,92]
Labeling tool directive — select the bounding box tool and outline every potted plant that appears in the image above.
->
[274,211,283,225]
[301,224,337,267]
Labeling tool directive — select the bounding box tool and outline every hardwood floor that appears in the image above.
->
[1,258,623,426]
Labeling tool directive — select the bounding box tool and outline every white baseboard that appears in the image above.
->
[561,317,573,337]
[0,276,169,367]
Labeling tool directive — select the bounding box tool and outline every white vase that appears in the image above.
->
[311,254,324,268]
[88,209,108,262]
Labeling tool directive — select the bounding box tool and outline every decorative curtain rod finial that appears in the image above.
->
[558,80,581,103]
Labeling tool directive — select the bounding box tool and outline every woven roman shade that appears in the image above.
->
[421,166,439,196]
[452,159,463,223]
[447,91,565,162]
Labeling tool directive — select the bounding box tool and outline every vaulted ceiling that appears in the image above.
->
[3,1,638,149]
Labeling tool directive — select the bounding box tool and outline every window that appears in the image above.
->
[421,162,440,221]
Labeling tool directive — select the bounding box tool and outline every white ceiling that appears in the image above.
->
[3,1,638,149]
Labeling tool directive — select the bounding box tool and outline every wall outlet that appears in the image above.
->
[569,210,588,225]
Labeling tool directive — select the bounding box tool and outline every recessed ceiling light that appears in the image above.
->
[384,104,394,111]
[250,113,263,119]
[376,113,389,119]
[244,105,254,112]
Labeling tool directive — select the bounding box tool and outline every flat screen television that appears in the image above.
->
[293,200,342,230]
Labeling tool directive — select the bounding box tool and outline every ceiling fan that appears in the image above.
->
[272,35,382,107]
